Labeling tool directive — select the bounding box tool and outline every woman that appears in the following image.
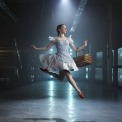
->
[31,24,88,98]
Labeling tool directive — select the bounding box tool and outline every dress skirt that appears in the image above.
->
[39,53,78,74]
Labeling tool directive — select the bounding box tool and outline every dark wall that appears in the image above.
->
[0,0,122,86]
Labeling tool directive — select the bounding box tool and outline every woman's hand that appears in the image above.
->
[84,40,88,47]
[31,44,37,50]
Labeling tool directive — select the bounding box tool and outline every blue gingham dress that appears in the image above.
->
[39,36,78,74]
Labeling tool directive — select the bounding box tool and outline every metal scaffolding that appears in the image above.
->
[0,0,17,22]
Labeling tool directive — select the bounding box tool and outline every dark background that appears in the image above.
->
[0,0,122,89]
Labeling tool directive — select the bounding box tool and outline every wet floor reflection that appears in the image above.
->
[67,84,75,118]
[49,80,55,97]
[0,80,122,122]
[48,80,55,118]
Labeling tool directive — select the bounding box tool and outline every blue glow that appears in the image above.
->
[96,52,103,66]
[70,0,88,32]
[70,49,72,52]
[49,80,54,90]
[50,48,53,52]
[50,75,53,78]
[55,0,74,24]
[70,53,72,55]
[86,68,88,79]
[112,50,114,65]
[69,84,73,93]
[86,74,88,79]
[118,68,122,86]
[60,0,70,6]
[112,68,113,81]
[120,53,122,57]
[31,75,34,78]
[118,48,122,65]
[49,80,54,97]
[86,67,88,71]
[95,68,103,80]
[68,84,74,117]
[31,66,34,70]
[62,0,68,3]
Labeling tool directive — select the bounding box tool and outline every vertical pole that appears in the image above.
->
[107,2,113,86]
[113,48,118,86]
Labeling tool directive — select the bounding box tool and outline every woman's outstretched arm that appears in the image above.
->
[76,40,88,52]
[31,41,55,51]
[69,40,88,52]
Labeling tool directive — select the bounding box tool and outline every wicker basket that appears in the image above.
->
[74,49,92,67]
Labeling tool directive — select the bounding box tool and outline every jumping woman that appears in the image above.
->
[31,24,88,98]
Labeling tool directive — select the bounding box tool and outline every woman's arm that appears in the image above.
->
[69,40,88,52]
[69,42,77,52]
[77,40,88,52]
[31,41,55,51]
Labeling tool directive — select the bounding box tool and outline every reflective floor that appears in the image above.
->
[0,80,122,122]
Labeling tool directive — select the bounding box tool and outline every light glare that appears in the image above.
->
[50,75,53,78]
[62,0,67,3]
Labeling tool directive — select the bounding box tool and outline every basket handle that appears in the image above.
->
[76,48,85,57]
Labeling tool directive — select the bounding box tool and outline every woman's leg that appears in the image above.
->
[63,70,84,98]
[51,71,65,81]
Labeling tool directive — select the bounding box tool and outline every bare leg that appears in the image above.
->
[51,71,65,81]
[63,70,84,98]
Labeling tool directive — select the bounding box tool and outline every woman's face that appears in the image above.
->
[59,25,67,34]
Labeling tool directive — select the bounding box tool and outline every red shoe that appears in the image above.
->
[78,92,84,99]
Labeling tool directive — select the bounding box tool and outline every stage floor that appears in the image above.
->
[0,80,122,122]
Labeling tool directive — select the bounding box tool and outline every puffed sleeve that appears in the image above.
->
[48,36,56,43]
[68,35,74,44]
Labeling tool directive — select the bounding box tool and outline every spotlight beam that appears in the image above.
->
[70,0,88,32]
